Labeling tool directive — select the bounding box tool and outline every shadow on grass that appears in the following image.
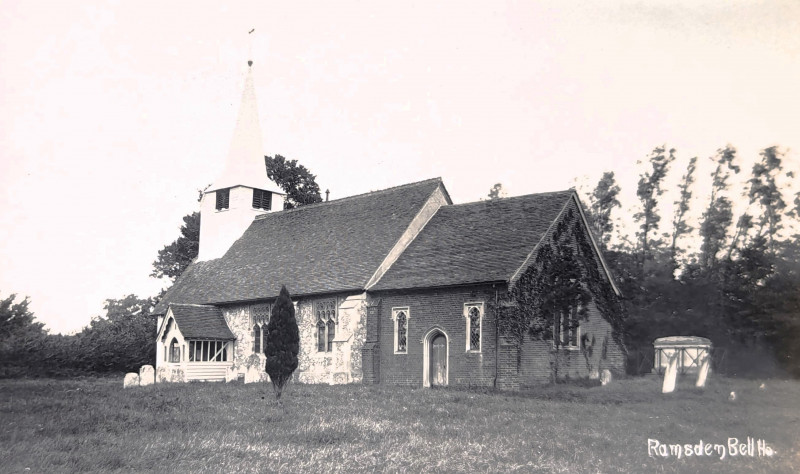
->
[447,375,743,405]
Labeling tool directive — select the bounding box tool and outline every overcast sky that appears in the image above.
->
[1,1,799,334]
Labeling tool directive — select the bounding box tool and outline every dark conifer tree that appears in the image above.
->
[264,285,300,401]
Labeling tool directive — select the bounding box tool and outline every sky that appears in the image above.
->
[1,0,799,334]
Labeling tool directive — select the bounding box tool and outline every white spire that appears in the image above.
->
[208,63,282,194]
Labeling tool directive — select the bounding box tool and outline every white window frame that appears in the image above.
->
[464,302,484,353]
[391,307,410,354]
[553,306,581,350]
[187,340,230,362]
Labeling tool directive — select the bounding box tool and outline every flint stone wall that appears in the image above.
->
[220,293,367,385]
[295,293,367,384]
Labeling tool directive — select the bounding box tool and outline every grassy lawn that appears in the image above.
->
[1,375,798,473]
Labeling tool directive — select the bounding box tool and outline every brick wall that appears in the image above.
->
[497,342,520,390]
[375,285,501,388]
[371,288,624,389]
[517,301,625,386]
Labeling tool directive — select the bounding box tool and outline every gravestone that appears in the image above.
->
[169,367,186,383]
[156,366,170,383]
[244,353,264,384]
[662,351,679,393]
[139,365,155,386]
[695,354,710,388]
[225,366,240,383]
[600,369,612,386]
[123,373,140,388]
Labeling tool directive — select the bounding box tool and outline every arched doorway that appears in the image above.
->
[423,328,449,387]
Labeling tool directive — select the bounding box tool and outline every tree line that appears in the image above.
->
[581,145,799,377]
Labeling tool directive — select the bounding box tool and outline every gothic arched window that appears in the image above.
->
[327,319,335,352]
[392,308,409,354]
[251,303,271,355]
[315,299,337,352]
[169,338,180,363]
[464,303,484,352]
[253,325,262,354]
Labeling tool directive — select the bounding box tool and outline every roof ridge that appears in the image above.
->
[442,189,573,209]
[254,177,443,220]
[169,303,218,308]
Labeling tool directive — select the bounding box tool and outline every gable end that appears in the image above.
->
[509,192,620,296]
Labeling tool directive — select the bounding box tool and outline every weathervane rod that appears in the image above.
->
[248,28,255,66]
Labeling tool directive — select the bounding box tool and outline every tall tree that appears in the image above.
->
[727,213,753,260]
[633,146,675,275]
[264,285,300,401]
[77,295,157,373]
[588,171,621,250]
[669,156,697,270]
[0,293,43,341]
[151,212,200,281]
[699,146,739,271]
[748,146,787,256]
[265,155,323,209]
[0,293,46,376]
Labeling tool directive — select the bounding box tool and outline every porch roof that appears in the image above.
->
[168,304,235,340]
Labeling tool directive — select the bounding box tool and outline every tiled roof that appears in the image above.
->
[370,190,574,291]
[168,304,235,340]
[153,178,445,314]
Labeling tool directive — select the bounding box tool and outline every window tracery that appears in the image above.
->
[392,308,409,354]
[315,299,337,352]
[464,302,483,352]
[251,303,271,354]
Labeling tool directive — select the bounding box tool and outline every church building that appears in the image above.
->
[153,61,625,389]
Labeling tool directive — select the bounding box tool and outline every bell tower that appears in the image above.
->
[197,60,285,261]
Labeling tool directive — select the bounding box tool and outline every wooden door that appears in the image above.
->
[430,334,447,386]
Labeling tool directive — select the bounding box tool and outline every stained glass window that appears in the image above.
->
[392,308,409,354]
[469,307,481,350]
[464,303,483,352]
[397,312,407,353]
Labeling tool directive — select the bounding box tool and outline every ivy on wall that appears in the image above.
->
[500,201,626,379]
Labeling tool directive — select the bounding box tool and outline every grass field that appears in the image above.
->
[1,375,798,473]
